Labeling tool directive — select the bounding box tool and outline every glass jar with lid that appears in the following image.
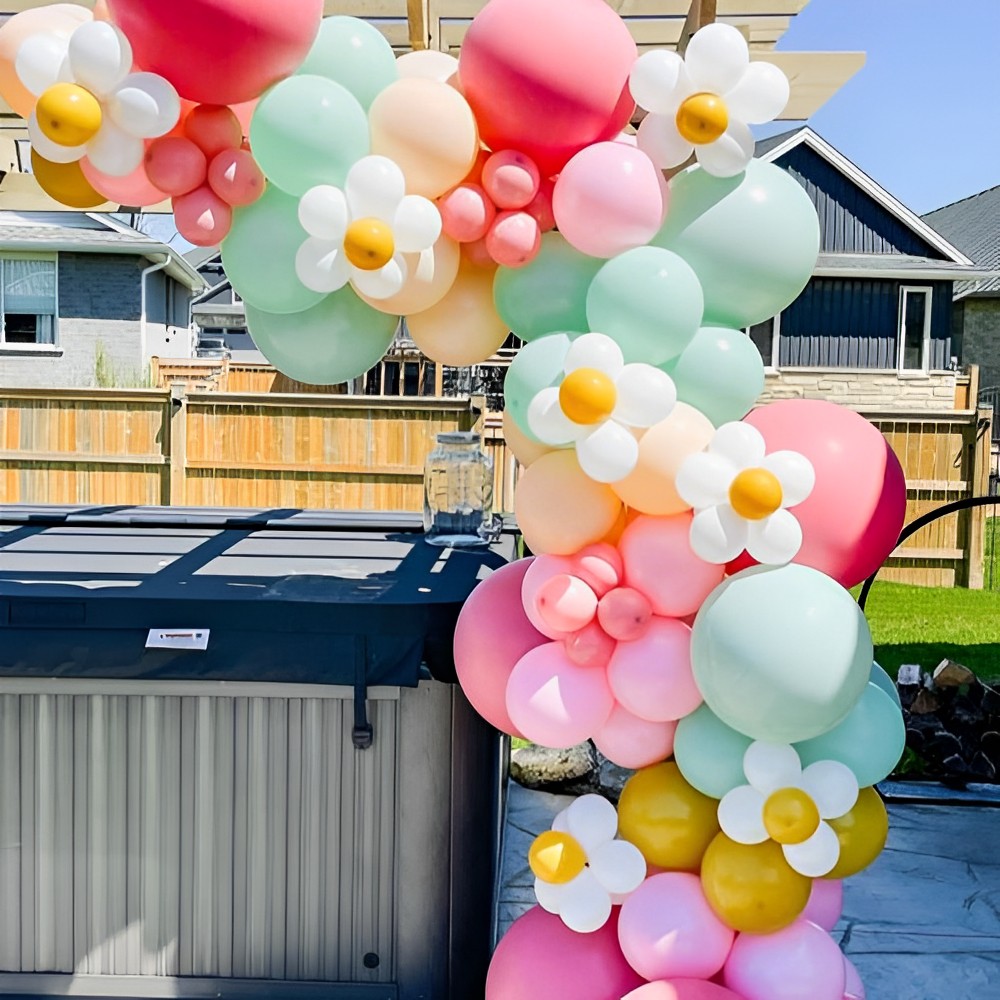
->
[423,431,495,547]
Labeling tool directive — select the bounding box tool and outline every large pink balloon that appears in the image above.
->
[82,156,167,208]
[624,981,747,1000]
[458,0,637,176]
[746,400,906,589]
[106,0,323,104]
[843,957,866,999]
[619,873,735,982]
[453,559,545,736]
[553,142,665,259]
[487,906,645,1000]
[506,642,615,748]
[594,702,677,770]
[803,879,844,932]
[724,920,846,1000]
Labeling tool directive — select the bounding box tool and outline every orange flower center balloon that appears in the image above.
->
[729,467,783,520]
[763,787,820,845]
[560,368,617,425]
[343,217,395,271]
[36,82,103,148]
[529,830,587,884]
[676,92,729,145]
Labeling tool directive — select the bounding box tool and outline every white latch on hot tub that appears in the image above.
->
[145,628,210,651]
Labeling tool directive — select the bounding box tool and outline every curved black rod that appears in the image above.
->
[858,495,1000,610]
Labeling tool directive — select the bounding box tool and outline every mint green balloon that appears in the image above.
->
[504,333,575,441]
[691,565,873,744]
[245,287,398,385]
[661,325,765,426]
[251,75,369,195]
[674,704,752,799]
[586,246,704,365]
[870,661,902,708]
[796,682,905,788]
[494,233,603,341]
[297,16,398,111]
[652,159,820,330]
[222,186,324,315]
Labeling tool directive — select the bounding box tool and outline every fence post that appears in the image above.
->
[965,407,993,589]
[168,383,187,506]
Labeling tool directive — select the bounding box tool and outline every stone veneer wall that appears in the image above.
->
[759,369,958,411]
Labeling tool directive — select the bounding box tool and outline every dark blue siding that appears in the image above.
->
[780,279,953,369]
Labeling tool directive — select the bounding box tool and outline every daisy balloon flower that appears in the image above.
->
[629,22,790,177]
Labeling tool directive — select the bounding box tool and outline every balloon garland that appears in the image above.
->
[0,2,907,997]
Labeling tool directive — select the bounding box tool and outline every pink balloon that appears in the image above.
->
[184,104,243,158]
[619,873,735,982]
[487,906,645,1000]
[745,400,907,589]
[615,130,638,147]
[82,155,167,207]
[620,514,726,618]
[208,148,266,207]
[482,149,540,210]
[724,920,846,1000]
[564,621,617,669]
[453,559,545,736]
[594,702,676,769]
[438,183,497,243]
[803,879,844,932]
[525,175,556,233]
[534,573,598,633]
[624,981,747,1000]
[145,137,208,197]
[458,0,636,176]
[553,141,665,259]
[598,587,653,642]
[174,186,233,247]
[572,542,623,597]
[106,0,323,105]
[607,618,700,723]
[506,642,615,748]
[522,554,577,639]
[463,236,496,269]
[487,210,541,268]
[843,957,866,1000]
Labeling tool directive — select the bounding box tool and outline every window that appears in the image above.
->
[898,286,932,372]
[0,256,57,346]
[746,313,781,370]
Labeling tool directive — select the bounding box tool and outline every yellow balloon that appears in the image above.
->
[559,368,617,425]
[762,787,820,845]
[824,786,888,880]
[529,830,587,885]
[343,217,395,271]
[502,408,555,468]
[31,150,105,209]
[359,233,460,316]
[701,834,812,934]
[617,762,720,872]
[36,82,103,147]
[612,403,715,515]
[676,92,729,145]
[729,467,783,521]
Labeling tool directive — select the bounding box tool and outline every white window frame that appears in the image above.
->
[0,252,60,353]
[897,285,932,375]
[744,312,782,373]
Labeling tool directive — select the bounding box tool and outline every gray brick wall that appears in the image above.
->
[958,298,1000,392]
[58,252,144,321]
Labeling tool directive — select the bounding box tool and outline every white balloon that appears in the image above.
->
[28,113,85,163]
[709,421,766,467]
[726,60,790,124]
[551,808,571,834]
[695,119,755,179]
[629,50,690,115]
[684,22,749,95]
[718,784,769,845]
[298,186,349,242]
[746,508,803,565]
[15,32,67,95]
[576,421,639,484]
[676,452,735,510]
[612,364,676,427]
[345,154,405,223]
[108,73,180,138]
[295,237,350,294]
[764,450,816,507]
[67,21,131,98]
[783,821,841,878]
[689,504,747,564]
[636,112,693,171]
[566,794,618,853]
[396,50,459,83]
[800,760,860,820]
[533,877,564,915]
[588,840,647,896]
[743,742,803,796]
[527,387,579,446]
[564,333,624,379]
[393,195,442,253]
[556,870,613,934]
[351,255,406,300]
[83,121,143,176]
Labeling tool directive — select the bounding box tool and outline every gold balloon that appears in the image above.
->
[762,787,820,845]
[824,786,888,880]
[529,830,587,885]
[36,82,103,147]
[559,368,617,425]
[617,762,720,872]
[31,150,105,209]
[701,834,812,934]
[675,92,729,145]
[729,467,783,521]
[343,217,395,271]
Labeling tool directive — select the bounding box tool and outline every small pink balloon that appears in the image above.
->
[843,957,866,1000]
[438,183,497,243]
[803,879,844,932]
[184,103,244,158]
[208,148,266,207]
[620,514,725,618]
[506,642,615,748]
[553,141,665,259]
[571,542,623,598]
[619,873,735,982]
[724,920,846,1000]
[594,702,676,769]
[82,155,167,207]
[482,149,541,209]
[454,559,545,736]
[463,236,496,269]
[487,210,541,268]
[525,175,556,232]
[522,554,577,639]
[145,137,208,197]
[534,573,599,634]
[174,185,233,247]
[607,617,700,723]
[624,981,746,1000]
[598,587,653,642]
[564,620,617,669]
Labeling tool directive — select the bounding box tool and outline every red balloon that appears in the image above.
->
[145,137,207,197]
[458,0,636,176]
[105,0,323,105]
[208,148,266,207]
[174,185,233,247]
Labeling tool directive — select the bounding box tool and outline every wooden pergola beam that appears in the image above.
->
[407,0,430,50]
[678,0,718,54]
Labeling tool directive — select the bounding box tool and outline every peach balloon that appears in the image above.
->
[369,77,479,199]
[407,257,508,366]
[359,234,461,316]
[82,155,167,208]
[612,403,715,515]
[503,408,555,467]
[396,49,460,84]
[515,450,623,556]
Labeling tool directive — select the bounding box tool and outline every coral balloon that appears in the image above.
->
[105,0,324,105]
[184,105,242,159]
[453,558,546,736]
[174,185,233,247]
[145,137,207,197]
[521,554,577,639]
[502,409,555,468]
[82,155,167,207]
[486,211,541,268]
[594,703,676,770]
[625,983,746,1000]
[482,150,540,210]
[358,234,461,316]
[824,787,888,880]
[208,148,266,207]
[459,0,637,176]
[32,151,104,209]
[438,183,496,243]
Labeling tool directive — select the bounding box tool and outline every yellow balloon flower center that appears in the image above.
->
[729,467,783,520]
[36,82,104,148]
[676,92,729,145]
[763,787,820,845]
[559,368,617,425]
[343,217,395,271]
[529,830,587,884]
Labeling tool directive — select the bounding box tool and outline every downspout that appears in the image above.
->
[140,254,170,368]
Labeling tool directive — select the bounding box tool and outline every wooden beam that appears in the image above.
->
[678,0,718,54]
[407,0,429,50]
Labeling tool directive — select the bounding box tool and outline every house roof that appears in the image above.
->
[924,185,1000,297]
[814,253,994,281]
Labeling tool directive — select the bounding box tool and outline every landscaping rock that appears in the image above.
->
[910,689,941,715]
[933,659,976,688]
[510,742,597,795]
